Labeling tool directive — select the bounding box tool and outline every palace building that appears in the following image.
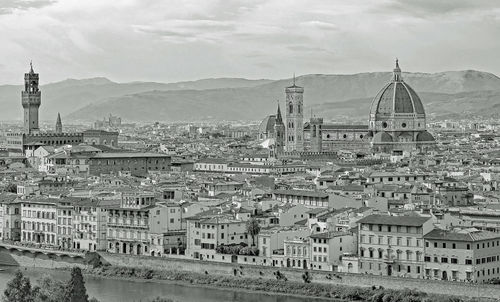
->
[258,60,435,156]
[6,64,118,155]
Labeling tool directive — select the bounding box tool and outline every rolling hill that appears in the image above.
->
[67,70,500,122]
[1,70,499,122]
[0,77,272,122]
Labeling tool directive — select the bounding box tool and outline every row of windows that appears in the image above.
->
[362,262,422,274]
[363,224,422,234]
[107,229,148,240]
[22,222,55,232]
[361,249,422,261]
[426,240,500,250]
[370,176,424,182]
[361,235,422,247]
[285,246,308,257]
[22,232,56,244]
[313,255,328,262]
[57,217,72,225]
[476,255,500,264]
[22,210,55,219]
[57,226,73,235]
[313,246,328,253]
[312,238,328,244]
[424,256,463,264]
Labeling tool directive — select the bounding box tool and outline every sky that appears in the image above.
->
[0,0,499,85]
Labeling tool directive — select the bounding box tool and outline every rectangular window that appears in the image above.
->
[451,258,458,264]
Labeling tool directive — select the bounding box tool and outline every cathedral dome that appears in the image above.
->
[372,131,393,143]
[259,115,276,135]
[416,131,435,142]
[369,60,425,118]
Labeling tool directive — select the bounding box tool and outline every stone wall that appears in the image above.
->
[0,248,86,269]
[100,252,500,300]
[2,247,499,300]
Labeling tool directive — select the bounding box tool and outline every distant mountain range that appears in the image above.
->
[1,70,499,122]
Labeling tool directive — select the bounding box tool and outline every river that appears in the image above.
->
[0,266,325,302]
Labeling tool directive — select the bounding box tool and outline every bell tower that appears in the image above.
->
[22,62,41,134]
[284,75,304,152]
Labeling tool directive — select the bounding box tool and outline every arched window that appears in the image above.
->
[289,103,293,114]
[298,104,301,114]
[313,125,316,137]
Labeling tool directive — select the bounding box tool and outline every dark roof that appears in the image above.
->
[92,152,170,159]
[306,208,329,215]
[321,124,369,130]
[424,229,500,242]
[273,189,328,198]
[310,231,352,239]
[357,214,431,227]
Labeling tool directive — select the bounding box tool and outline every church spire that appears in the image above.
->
[393,58,402,82]
[55,112,62,134]
[276,100,283,124]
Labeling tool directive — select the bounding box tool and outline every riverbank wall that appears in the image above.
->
[0,247,86,269]
[2,246,500,300]
[98,252,500,300]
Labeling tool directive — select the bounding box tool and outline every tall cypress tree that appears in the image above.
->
[64,267,89,302]
[3,271,34,302]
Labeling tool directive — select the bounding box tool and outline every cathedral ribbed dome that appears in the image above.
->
[369,60,425,117]
[259,115,276,134]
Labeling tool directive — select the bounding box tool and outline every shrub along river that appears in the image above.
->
[0,266,329,302]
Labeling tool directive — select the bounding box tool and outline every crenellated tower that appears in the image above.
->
[284,75,304,152]
[309,117,323,152]
[22,62,41,134]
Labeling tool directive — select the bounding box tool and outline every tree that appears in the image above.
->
[246,218,261,246]
[3,271,34,302]
[63,267,89,302]
[32,275,66,302]
[4,183,17,194]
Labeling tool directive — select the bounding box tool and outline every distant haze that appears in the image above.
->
[0,1,499,84]
[1,70,499,122]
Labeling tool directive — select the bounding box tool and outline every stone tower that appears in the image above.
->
[55,112,62,134]
[309,117,323,152]
[285,75,304,152]
[22,62,41,134]
[274,102,285,156]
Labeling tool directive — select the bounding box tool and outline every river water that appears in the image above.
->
[0,266,324,302]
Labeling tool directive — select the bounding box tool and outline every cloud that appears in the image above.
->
[0,0,499,85]
[0,0,56,15]
[300,21,338,31]
[378,0,500,19]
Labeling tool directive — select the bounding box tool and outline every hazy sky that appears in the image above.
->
[0,0,499,84]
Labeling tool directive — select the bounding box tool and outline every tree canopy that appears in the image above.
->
[246,217,261,246]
